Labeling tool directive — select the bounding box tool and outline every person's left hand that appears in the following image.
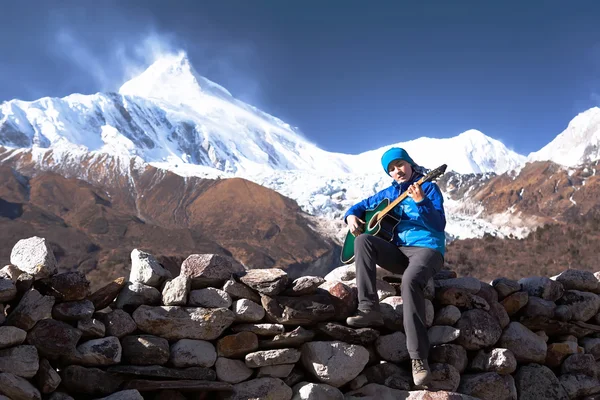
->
[406,183,424,202]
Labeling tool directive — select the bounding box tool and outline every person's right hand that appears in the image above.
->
[347,215,366,236]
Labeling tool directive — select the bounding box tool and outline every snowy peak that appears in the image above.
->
[119,52,232,106]
[348,129,525,175]
[528,107,600,167]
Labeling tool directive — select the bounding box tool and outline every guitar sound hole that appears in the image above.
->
[368,213,379,230]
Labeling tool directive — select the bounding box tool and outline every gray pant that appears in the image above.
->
[354,234,443,360]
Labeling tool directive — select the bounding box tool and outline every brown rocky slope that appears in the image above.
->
[0,163,339,290]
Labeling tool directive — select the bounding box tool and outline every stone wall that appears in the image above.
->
[1,236,600,400]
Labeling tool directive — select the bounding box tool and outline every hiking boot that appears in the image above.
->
[411,358,432,387]
[346,309,384,328]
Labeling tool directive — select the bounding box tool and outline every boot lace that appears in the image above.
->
[412,359,426,373]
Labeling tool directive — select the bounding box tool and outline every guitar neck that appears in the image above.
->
[377,176,426,220]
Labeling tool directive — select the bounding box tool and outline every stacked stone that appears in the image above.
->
[1,236,600,399]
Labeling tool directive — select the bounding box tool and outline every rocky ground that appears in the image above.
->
[1,236,600,399]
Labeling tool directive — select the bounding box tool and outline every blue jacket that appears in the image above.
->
[343,172,446,255]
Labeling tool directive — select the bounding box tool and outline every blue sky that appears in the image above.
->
[1,0,600,155]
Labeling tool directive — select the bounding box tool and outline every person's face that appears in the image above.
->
[388,159,413,183]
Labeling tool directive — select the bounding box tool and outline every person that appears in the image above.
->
[343,147,446,387]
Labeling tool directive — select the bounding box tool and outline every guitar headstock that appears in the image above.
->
[421,164,447,183]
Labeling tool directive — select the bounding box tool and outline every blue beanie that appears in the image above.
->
[381,147,415,175]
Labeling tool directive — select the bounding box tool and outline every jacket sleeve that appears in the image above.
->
[414,182,446,232]
[343,188,389,224]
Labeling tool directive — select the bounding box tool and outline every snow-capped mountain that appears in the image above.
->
[0,51,557,243]
[528,107,600,167]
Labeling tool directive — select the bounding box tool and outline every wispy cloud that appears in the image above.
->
[52,28,181,92]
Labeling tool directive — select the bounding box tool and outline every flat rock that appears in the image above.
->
[224,377,289,400]
[315,322,379,346]
[261,293,335,325]
[245,348,301,368]
[87,277,126,310]
[132,305,235,340]
[169,339,216,368]
[181,254,244,288]
[107,365,216,380]
[258,326,314,349]
[129,249,172,287]
[26,319,81,360]
[0,372,41,400]
[0,345,39,378]
[215,357,253,384]
[457,372,517,400]
[189,287,232,308]
[301,341,368,387]
[498,322,547,363]
[6,289,55,330]
[121,335,170,366]
[0,326,27,349]
[237,269,289,296]
[283,276,325,296]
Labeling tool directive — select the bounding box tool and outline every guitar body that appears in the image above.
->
[340,198,400,264]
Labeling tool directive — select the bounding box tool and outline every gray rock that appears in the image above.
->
[520,296,556,319]
[433,305,461,326]
[77,318,106,339]
[491,277,521,299]
[558,374,600,399]
[344,383,408,399]
[215,357,253,384]
[561,354,597,376]
[430,344,468,373]
[237,269,289,296]
[554,304,573,321]
[6,289,55,330]
[129,249,172,287]
[324,265,356,282]
[476,282,499,304]
[0,345,39,378]
[283,276,326,296]
[231,323,285,336]
[0,264,23,280]
[0,326,27,349]
[257,363,295,378]
[553,269,600,293]
[189,287,232,308]
[96,390,144,400]
[362,362,411,390]
[47,271,91,301]
[121,335,170,365]
[261,293,335,325]
[226,377,292,400]
[115,282,162,310]
[375,331,410,362]
[519,276,564,301]
[498,322,547,363]
[435,277,481,294]
[470,348,517,375]
[26,319,81,360]
[428,325,460,346]
[556,290,600,322]
[514,365,569,400]
[181,254,244,288]
[0,278,16,302]
[106,365,215,380]
[259,326,315,349]
[455,309,502,350]
[68,336,122,367]
[580,337,600,360]
[169,339,216,367]
[245,348,301,368]
[223,277,261,303]
[96,309,137,338]
[233,298,265,322]
[292,382,344,400]
[162,275,190,306]
[429,363,461,392]
[301,341,369,387]
[60,365,123,396]
[36,358,61,394]
[317,280,358,321]
[47,392,75,400]
[500,291,529,316]
[458,372,517,400]
[10,236,57,278]
[488,301,510,329]
[132,305,235,340]
[315,322,379,346]
[52,299,95,321]
[0,372,41,400]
